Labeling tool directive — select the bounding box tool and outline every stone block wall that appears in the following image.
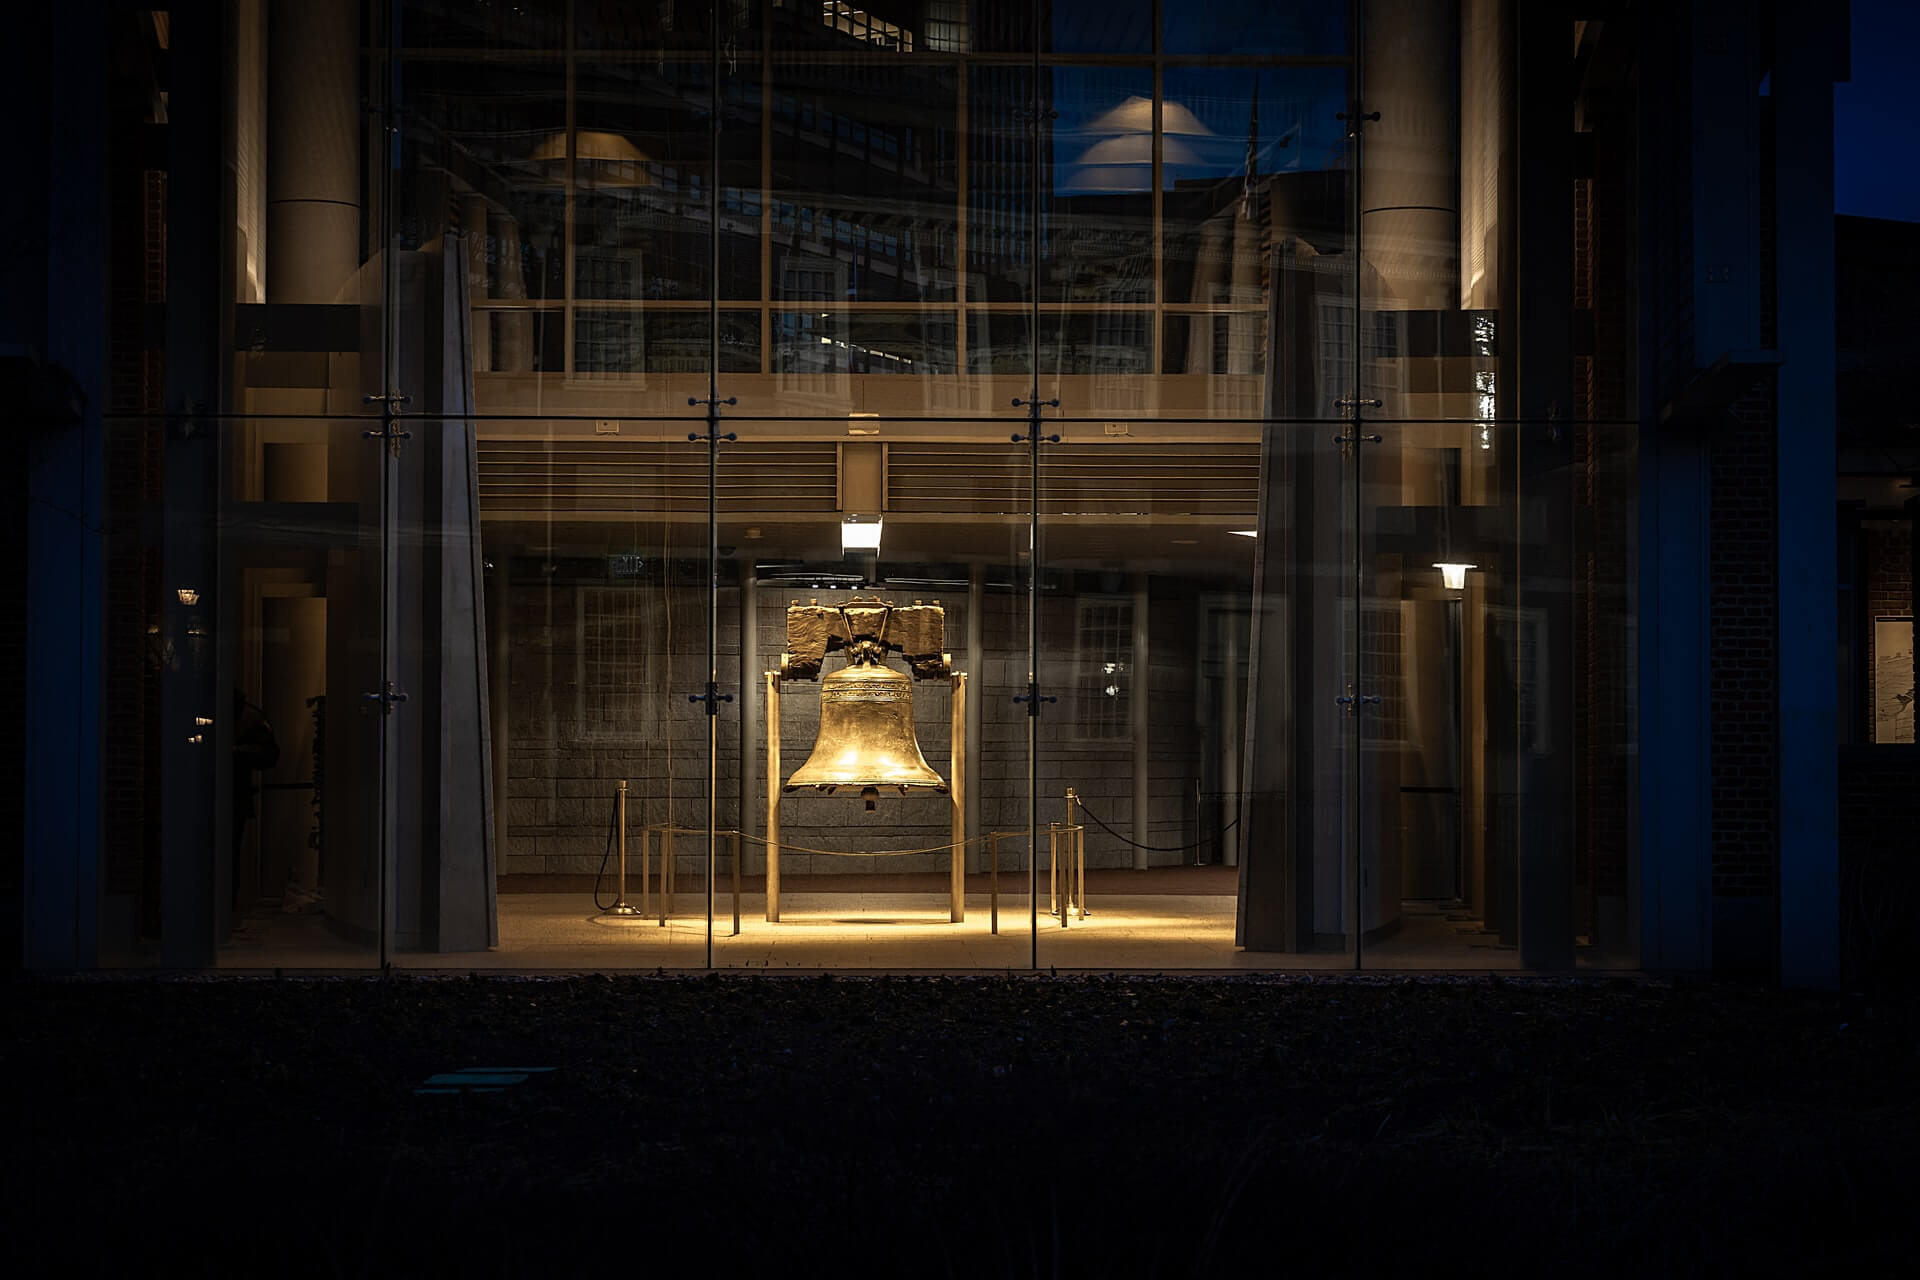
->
[498,568,1214,879]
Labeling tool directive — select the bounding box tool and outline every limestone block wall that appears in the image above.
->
[497,565,1216,879]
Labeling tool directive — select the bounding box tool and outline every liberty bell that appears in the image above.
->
[781,597,951,811]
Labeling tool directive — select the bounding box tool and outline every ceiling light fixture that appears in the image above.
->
[841,515,883,553]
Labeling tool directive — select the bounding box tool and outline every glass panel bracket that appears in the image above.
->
[1335,682,1381,718]
[361,391,414,457]
[1010,396,1061,446]
[363,681,408,715]
[686,395,739,446]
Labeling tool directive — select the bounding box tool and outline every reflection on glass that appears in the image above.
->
[574,61,761,302]
[1044,68,1154,304]
[1160,68,1350,310]
[1034,311,1152,375]
[139,0,1648,978]
[970,0,1152,53]
[771,61,958,304]
[401,0,569,51]
[774,311,957,374]
[1162,0,1350,56]
[577,0,761,53]
[575,310,760,375]
[968,66,1160,307]
[1162,314,1265,375]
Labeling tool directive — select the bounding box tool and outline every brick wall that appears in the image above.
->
[497,571,1209,880]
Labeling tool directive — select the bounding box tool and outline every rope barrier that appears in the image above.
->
[1072,801,1239,854]
[644,825,1001,860]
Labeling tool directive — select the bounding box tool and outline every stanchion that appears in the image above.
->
[604,780,643,917]
[1048,822,1067,928]
[1065,786,1089,920]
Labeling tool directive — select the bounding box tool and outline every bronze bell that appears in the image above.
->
[786,645,947,811]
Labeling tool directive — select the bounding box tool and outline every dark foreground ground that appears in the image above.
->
[4,973,1914,1277]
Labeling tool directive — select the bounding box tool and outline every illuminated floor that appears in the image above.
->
[218,893,1531,972]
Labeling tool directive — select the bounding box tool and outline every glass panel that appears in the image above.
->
[773,310,958,373]
[383,416,714,968]
[398,56,572,401]
[578,0,764,54]
[715,415,1035,967]
[574,60,762,303]
[1160,67,1350,308]
[969,67,1157,300]
[95,413,388,969]
[574,309,761,375]
[1162,0,1350,57]
[971,0,1152,54]
[400,0,570,51]
[1350,417,1636,971]
[770,59,959,304]
[1043,67,1155,304]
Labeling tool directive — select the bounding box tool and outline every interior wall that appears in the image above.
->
[495,570,1211,877]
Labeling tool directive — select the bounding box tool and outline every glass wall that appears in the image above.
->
[96,0,1638,971]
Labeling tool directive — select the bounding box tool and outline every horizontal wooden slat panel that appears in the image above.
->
[888,442,1260,518]
[478,440,841,514]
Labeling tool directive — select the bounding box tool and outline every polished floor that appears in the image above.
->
[218,871,1539,971]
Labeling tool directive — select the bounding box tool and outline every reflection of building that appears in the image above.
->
[4,1,1869,987]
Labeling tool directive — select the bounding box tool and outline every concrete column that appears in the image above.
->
[491,211,532,372]
[21,3,106,968]
[1222,604,1241,867]
[1131,575,1150,870]
[464,194,493,372]
[1361,0,1460,313]
[490,555,511,881]
[267,0,360,304]
[1511,0,1576,970]
[1772,0,1843,987]
[161,0,227,966]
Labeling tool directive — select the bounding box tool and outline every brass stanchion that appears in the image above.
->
[1065,786,1089,920]
[1048,822,1067,928]
[604,780,643,917]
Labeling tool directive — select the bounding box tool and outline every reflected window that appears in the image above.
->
[574,310,760,375]
[772,62,959,304]
[775,310,956,373]
[1074,598,1132,740]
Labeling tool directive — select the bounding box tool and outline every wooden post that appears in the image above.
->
[989,832,1000,935]
[662,826,675,925]
[765,670,781,922]
[950,672,967,922]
